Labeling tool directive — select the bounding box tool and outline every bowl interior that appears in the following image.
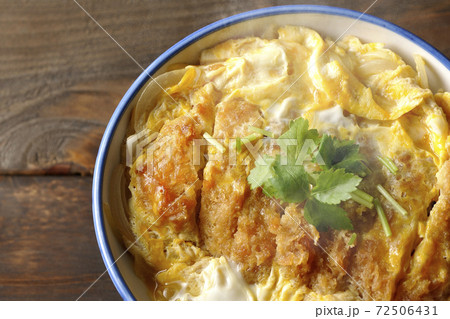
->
[95,7,450,301]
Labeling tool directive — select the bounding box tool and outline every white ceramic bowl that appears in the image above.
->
[92,5,450,300]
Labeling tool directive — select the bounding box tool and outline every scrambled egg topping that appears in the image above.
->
[124,26,450,300]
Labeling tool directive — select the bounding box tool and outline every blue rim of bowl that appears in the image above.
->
[92,5,450,301]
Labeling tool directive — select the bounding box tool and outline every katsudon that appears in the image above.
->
[117,26,450,300]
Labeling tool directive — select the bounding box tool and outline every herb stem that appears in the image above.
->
[377,156,398,174]
[235,133,262,153]
[235,137,242,153]
[376,184,408,216]
[374,198,392,237]
[353,189,373,203]
[362,163,372,176]
[350,192,374,209]
[348,233,357,246]
[203,132,226,153]
[248,126,275,138]
[242,133,261,143]
[307,172,318,186]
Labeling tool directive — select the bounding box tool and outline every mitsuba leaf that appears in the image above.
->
[247,155,276,190]
[277,118,319,166]
[311,169,361,204]
[268,156,310,203]
[247,116,370,233]
[304,198,354,232]
[248,154,310,203]
[318,135,368,176]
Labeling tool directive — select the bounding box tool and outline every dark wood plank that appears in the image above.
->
[0,0,448,174]
[0,175,121,300]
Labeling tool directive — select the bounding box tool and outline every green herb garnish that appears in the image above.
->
[377,156,399,174]
[311,169,362,205]
[304,197,353,231]
[235,133,262,153]
[248,125,275,138]
[318,135,370,177]
[348,233,357,246]
[235,137,242,153]
[248,118,371,232]
[203,132,226,153]
[352,189,374,203]
[248,154,310,203]
[242,133,261,143]
[376,184,408,216]
[350,191,374,209]
[374,198,392,237]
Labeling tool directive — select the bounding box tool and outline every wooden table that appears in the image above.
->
[1,0,448,301]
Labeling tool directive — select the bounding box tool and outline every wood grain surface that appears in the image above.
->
[0,0,448,300]
[0,176,119,300]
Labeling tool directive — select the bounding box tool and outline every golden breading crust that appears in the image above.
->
[199,97,281,278]
[274,204,319,281]
[129,84,220,257]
